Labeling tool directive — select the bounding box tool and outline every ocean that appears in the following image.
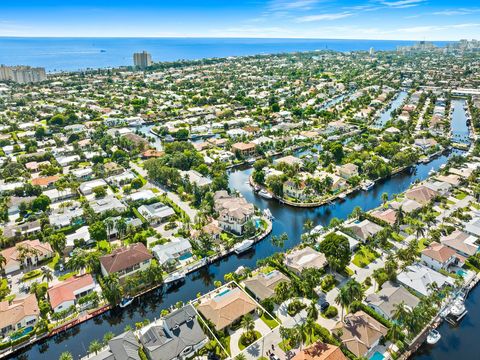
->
[0,37,450,72]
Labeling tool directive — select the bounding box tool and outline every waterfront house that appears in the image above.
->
[88,331,140,360]
[0,294,39,336]
[283,180,308,201]
[440,230,479,257]
[285,247,327,275]
[337,163,359,179]
[414,138,438,150]
[244,269,290,301]
[273,155,304,168]
[138,304,208,360]
[333,311,388,358]
[1,239,53,274]
[345,219,383,242]
[231,142,256,157]
[397,264,454,297]
[180,170,212,188]
[138,202,175,225]
[365,281,420,320]
[370,208,397,226]
[405,185,439,205]
[197,287,257,331]
[421,242,457,271]
[214,190,254,235]
[151,238,193,268]
[424,180,452,195]
[292,341,347,360]
[100,243,153,279]
[389,198,422,213]
[48,274,97,313]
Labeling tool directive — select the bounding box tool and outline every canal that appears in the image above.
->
[375,90,408,127]
[10,104,471,360]
[451,99,471,144]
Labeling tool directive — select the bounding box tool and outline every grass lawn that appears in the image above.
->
[47,253,60,270]
[417,238,428,251]
[223,335,231,355]
[456,191,467,200]
[352,247,379,268]
[391,232,404,242]
[58,271,78,281]
[260,313,279,329]
[21,269,42,282]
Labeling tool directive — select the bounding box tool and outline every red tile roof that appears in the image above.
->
[100,243,152,274]
[48,274,95,309]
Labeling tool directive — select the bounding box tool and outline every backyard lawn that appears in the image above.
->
[352,246,380,268]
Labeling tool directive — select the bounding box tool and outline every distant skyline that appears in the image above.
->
[1,0,480,40]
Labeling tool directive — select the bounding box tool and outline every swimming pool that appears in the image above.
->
[215,289,231,298]
[178,252,193,261]
[10,326,33,341]
[255,219,261,228]
[370,351,385,360]
[457,269,468,277]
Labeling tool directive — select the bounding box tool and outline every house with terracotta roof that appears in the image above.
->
[47,274,97,313]
[0,294,39,336]
[405,185,439,205]
[421,242,457,271]
[370,208,397,226]
[440,230,479,258]
[196,287,258,331]
[292,341,347,360]
[31,175,60,188]
[1,239,53,274]
[231,142,256,157]
[333,311,388,358]
[100,243,153,279]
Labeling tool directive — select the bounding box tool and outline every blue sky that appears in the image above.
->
[1,0,479,40]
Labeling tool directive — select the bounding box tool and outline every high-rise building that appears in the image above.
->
[133,51,153,69]
[369,47,375,55]
[0,65,47,84]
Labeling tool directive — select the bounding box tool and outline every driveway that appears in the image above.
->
[275,298,309,328]
[230,315,272,357]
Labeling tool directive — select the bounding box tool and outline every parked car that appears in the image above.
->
[320,301,330,312]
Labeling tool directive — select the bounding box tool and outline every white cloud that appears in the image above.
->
[433,9,480,16]
[380,0,425,8]
[268,0,319,11]
[296,12,353,22]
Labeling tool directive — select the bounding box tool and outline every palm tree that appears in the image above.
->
[349,206,364,220]
[387,323,403,343]
[303,219,314,232]
[42,267,54,286]
[306,300,318,321]
[381,192,389,205]
[115,218,127,239]
[0,253,6,273]
[88,339,103,355]
[343,279,364,304]
[241,314,255,339]
[335,287,350,321]
[394,205,404,228]
[58,352,73,360]
[235,354,247,360]
[104,218,114,238]
[102,273,123,305]
[392,301,411,325]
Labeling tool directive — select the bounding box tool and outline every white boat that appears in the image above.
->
[440,164,446,169]
[164,272,186,284]
[426,329,441,345]
[428,167,435,176]
[361,180,374,191]
[310,224,324,235]
[263,208,274,220]
[258,189,273,199]
[119,297,134,308]
[234,239,254,254]
[450,299,466,317]
[338,193,346,200]
[247,158,256,164]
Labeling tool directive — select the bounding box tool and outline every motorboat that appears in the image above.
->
[164,272,186,284]
[119,297,134,308]
[247,158,256,164]
[428,167,436,176]
[450,298,466,317]
[263,208,274,220]
[234,239,254,254]
[361,180,374,191]
[258,189,273,199]
[338,193,346,200]
[310,224,324,235]
[426,329,441,345]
